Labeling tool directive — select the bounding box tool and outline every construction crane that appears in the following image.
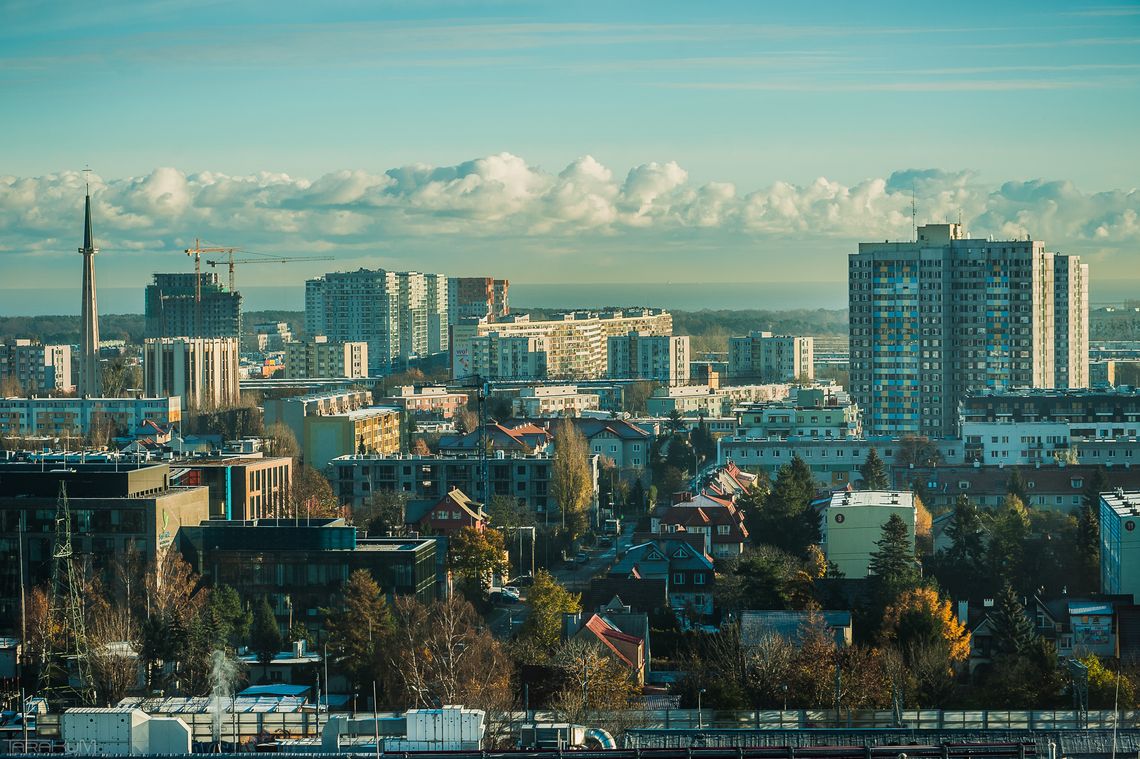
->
[183,239,241,300]
[204,253,334,292]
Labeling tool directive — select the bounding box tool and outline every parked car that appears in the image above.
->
[511,573,535,587]
[501,586,521,601]
[575,551,589,564]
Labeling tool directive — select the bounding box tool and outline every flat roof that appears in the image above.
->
[1101,490,1140,519]
[828,490,915,509]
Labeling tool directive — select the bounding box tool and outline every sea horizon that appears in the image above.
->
[2,278,1137,317]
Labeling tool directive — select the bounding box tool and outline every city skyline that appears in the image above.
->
[2,1,1139,295]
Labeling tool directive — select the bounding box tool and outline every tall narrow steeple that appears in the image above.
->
[77,182,102,397]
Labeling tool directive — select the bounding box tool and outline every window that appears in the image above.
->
[717,524,730,535]
[695,573,706,585]
[673,572,685,585]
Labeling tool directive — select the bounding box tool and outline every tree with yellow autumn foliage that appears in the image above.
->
[880,587,971,706]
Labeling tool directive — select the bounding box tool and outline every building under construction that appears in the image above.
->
[144,272,242,341]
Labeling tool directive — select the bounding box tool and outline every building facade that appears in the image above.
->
[176,455,293,520]
[381,385,468,419]
[451,309,672,381]
[0,396,181,438]
[513,385,601,417]
[0,463,210,633]
[143,337,241,411]
[331,451,599,517]
[305,268,448,375]
[285,337,369,379]
[1054,254,1090,390]
[821,490,916,578]
[448,277,510,324]
[1101,490,1140,598]
[607,332,690,385]
[304,407,402,470]
[728,332,814,384]
[145,272,242,340]
[849,223,1089,438]
[0,340,73,393]
[262,389,372,444]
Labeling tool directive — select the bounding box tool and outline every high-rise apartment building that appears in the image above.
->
[727,331,814,384]
[849,223,1089,438]
[305,269,448,375]
[145,272,242,340]
[448,277,510,325]
[0,339,73,393]
[607,332,691,385]
[1055,254,1090,390]
[143,337,241,411]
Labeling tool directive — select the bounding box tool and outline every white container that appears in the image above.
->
[61,708,149,756]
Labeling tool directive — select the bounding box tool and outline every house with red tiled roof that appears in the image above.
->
[438,423,552,455]
[562,603,650,686]
[652,492,749,559]
[406,487,489,535]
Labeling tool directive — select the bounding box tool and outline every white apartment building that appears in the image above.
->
[607,332,690,386]
[849,223,1089,438]
[513,385,601,417]
[450,309,673,381]
[728,332,814,384]
[143,337,240,412]
[305,268,448,375]
[1055,254,1090,390]
[647,383,790,417]
[285,337,369,379]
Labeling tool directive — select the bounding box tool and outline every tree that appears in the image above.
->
[932,495,989,599]
[264,421,299,458]
[292,466,341,518]
[895,436,942,468]
[1083,466,1110,512]
[987,494,1030,592]
[488,494,532,530]
[747,456,819,557]
[1080,654,1137,708]
[388,595,513,717]
[202,584,252,651]
[361,490,407,536]
[860,448,888,490]
[1076,500,1101,593]
[867,513,920,608]
[100,356,142,398]
[551,420,593,539]
[450,527,508,591]
[250,597,282,679]
[665,409,687,434]
[519,569,580,653]
[549,639,638,729]
[623,381,656,416]
[690,416,717,464]
[1007,468,1030,506]
[324,569,394,700]
[989,582,1035,656]
[880,587,970,706]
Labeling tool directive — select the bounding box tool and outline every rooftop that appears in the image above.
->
[828,490,915,509]
[1101,490,1140,519]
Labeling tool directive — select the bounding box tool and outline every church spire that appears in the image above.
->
[78,178,102,397]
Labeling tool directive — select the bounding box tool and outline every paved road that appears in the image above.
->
[548,522,638,590]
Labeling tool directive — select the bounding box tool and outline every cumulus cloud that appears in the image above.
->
[0,154,1137,284]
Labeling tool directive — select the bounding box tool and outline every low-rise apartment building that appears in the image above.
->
[381,385,468,419]
[648,383,790,417]
[262,389,372,444]
[734,385,861,439]
[0,396,181,439]
[285,336,369,379]
[821,490,916,578]
[331,451,599,518]
[513,385,600,417]
[304,406,402,469]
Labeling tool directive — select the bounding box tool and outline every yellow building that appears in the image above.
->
[303,406,401,470]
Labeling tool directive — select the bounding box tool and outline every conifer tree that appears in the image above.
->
[860,448,889,490]
[989,582,1036,656]
[868,513,920,606]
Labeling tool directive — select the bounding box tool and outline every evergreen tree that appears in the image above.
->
[860,447,889,490]
[1076,501,1101,593]
[1007,468,1030,506]
[324,569,395,700]
[250,597,283,679]
[933,495,989,599]
[748,456,819,556]
[987,495,1030,592]
[867,513,920,606]
[989,582,1036,656]
[1083,466,1110,512]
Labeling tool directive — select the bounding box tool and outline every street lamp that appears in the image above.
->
[697,688,706,730]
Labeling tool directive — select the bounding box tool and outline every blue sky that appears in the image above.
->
[1,0,1138,298]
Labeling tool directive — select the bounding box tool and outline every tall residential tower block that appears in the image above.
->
[849,223,1089,438]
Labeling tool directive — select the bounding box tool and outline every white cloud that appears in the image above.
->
[0,155,1137,285]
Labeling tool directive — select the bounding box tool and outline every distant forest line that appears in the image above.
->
[3,305,1139,354]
